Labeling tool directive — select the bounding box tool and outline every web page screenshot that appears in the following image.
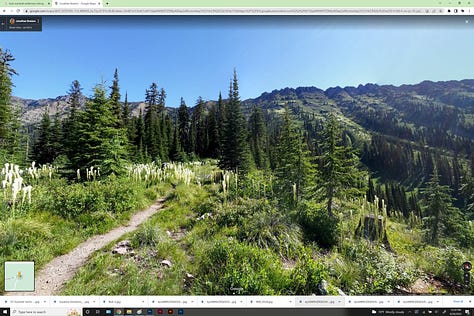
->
[0,1,473,316]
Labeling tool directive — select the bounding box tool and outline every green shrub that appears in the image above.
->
[422,246,467,284]
[337,241,415,294]
[214,198,302,257]
[193,239,288,295]
[76,210,116,234]
[0,218,52,255]
[296,201,339,248]
[38,177,145,219]
[289,251,329,295]
[102,180,136,213]
[235,202,302,258]
[216,197,265,228]
[238,170,274,200]
[133,223,166,247]
[144,187,158,201]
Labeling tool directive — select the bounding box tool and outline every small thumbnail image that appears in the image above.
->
[67,308,82,316]
[4,261,35,292]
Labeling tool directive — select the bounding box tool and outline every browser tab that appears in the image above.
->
[295,297,345,307]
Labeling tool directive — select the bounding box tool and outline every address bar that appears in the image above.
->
[23,7,448,15]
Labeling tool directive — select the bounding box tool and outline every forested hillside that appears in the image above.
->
[1,48,473,295]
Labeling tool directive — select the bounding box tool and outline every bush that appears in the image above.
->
[0,218,52,255]
[215,198,257,228]
[76,210,116,234]
[238,170,274,200]
[337,241,415,294]
[296,201,339,248]
[133,223,166,247]
[235,202,302,258]
[215,198,302,257]
[422,246,466,284]
[289,251,329,295]
[101,178,144,213]
[38,177,144,219]
[193,239,289,295]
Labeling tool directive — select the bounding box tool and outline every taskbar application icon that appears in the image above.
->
[0,309,10,316]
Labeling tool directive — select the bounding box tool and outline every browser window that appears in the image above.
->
[0,1,473,316]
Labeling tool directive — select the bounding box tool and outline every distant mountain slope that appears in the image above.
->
[242,80,474,150]
[13,95,150,126]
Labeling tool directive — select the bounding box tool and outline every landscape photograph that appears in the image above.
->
[0,16,473,295]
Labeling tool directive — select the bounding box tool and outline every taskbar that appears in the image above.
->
[2,296,474,308]
[81,308,473,316]
[0,307,472,316]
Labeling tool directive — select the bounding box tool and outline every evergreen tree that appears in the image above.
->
[216,92,226,156]
[169,126,185,162]
[144,83,162,161]
[178,98,190,154]
[161,113,172,160]
[158,88,168,160]
[367,177,376,203]
[33,110,54,164]
[191,96,207,157]
[0,48,18,158]
[158,88,166,113]
[109,68,122,127]
[248,105,269,170]
[121,92,137,158]
[134,109,146,162]
[73,84,127,175]
[122,92,131,134]
[206,102,220,158]
[422,170,461,245]
[51,111,63,160]
[219,70,252,173]
[275,107,313,206]
[316,113,365,217]
[63,80,83,163]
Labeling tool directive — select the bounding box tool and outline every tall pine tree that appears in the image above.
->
[169,126,185,162]
[248,105,269,170]
[275,107,313,206]
[219,70,252,173]
[216,92,226,157]
[109,68,122,128]
[207,102,220,158]
[191,96,207,157]
[33,109,54,164]
[144,83,162,161]
[63,80,83,164]
[422,170,462,245]
[134,109,146,162]
[0,48,18,159]
[316,113,365,217]
[177,97,190,154]
[73,84,127,175]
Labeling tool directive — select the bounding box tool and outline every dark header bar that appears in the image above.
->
[0,15,42,31]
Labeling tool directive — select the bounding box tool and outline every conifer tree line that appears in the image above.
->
[30,68,259,174]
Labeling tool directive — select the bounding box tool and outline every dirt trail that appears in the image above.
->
[5,198,166,296]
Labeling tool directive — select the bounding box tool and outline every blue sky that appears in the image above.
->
[2,16,474,106]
